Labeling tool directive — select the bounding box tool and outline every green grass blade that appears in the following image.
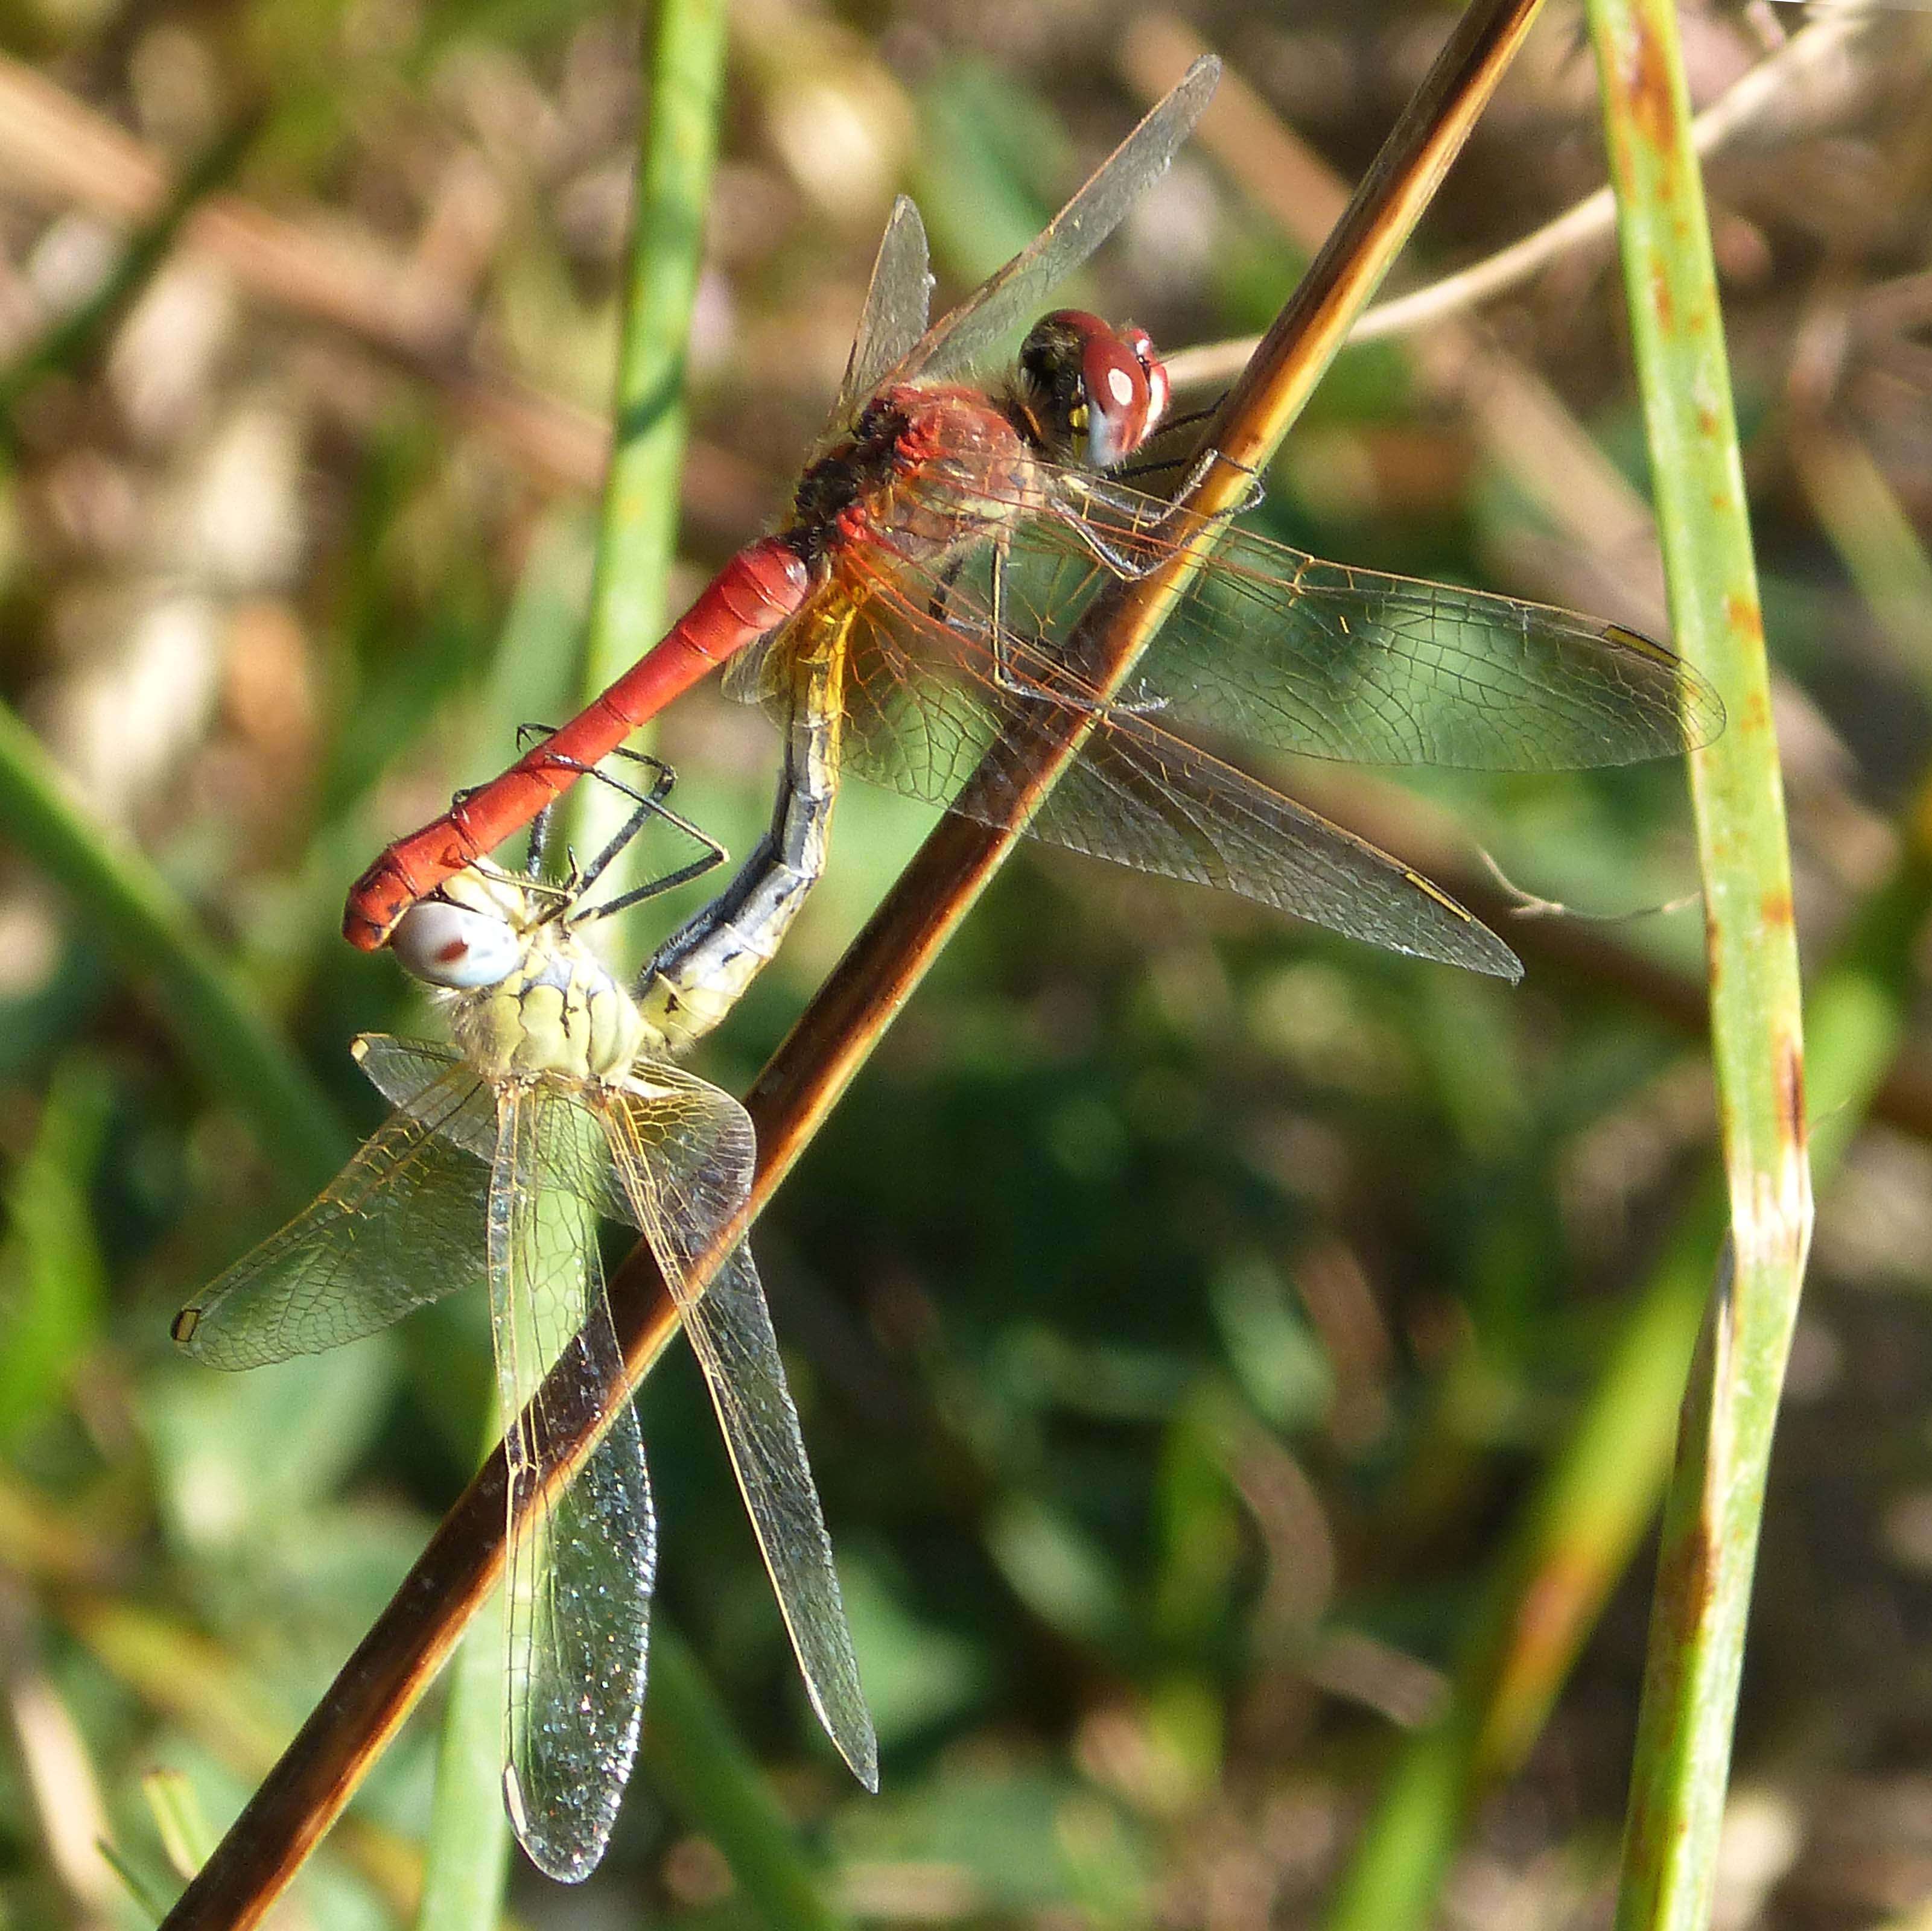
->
[1583,1,1814,1921]
[0,699,347,1193]
[541,8,838,1899]
[1322,1193,1716,1931]
[144,1768,218,1882]
[644,1623,852,1931]
[413,1416,511,1931]
[566,0,730,908]
[0,1054,111,1444]
[412,1619,509,1931]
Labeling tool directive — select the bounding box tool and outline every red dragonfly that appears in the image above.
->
[346,57,1723,983]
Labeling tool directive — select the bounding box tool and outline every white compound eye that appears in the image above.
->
[390,899,523,989]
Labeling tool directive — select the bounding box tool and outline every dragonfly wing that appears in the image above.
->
[1130,527,1726,768]
[356,1035,500,1159]
[602,1067,877,1790]
[888,57,1218,388]
[491,1084,655,1883]
[173,1064,493,1368]
[839,599,1521,976]
[831,195,933,428]
[958,487,1726,769]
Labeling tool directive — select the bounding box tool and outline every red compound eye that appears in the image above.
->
[1021,310,1174,469]
[1052,309,1169,468]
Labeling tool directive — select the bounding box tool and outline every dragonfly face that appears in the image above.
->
[394,872,652,1083]
[1012,308,1171,470]
[786,308,1172,583]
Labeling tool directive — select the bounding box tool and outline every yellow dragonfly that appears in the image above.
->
[174,762,874,1880]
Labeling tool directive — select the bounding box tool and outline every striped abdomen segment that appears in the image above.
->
[636,635,847,1055]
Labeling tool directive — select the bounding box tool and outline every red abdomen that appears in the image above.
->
[343,536,811,950]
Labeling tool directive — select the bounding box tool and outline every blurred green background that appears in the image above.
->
[0,0,1927,1924]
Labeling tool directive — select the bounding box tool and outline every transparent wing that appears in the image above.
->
[835,594,1521,976]
[830,195,932,429]
[885,57,1219,389]
[492,1085,655,1883]
[172,1061,493,1368]
[889,471,1727,769]
[600,1067,877,1790]
[358,1035,500,1159]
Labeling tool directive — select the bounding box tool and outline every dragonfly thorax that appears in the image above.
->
[448,951,649,1085]
[395,872,650,1083]
[787,387,1051,572]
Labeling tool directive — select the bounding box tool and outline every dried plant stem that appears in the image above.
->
[1162,3,1882,391]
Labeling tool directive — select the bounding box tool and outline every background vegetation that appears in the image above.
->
[0,0,1922,1923]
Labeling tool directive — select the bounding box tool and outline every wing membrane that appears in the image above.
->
[887,59,1218,390]
[492,1086,655,1883]
[835,577,1521,975]
[357,1035,500,1159]
[173,1063,493,1368]
[831,195,933,430]
[602,1068,877,1790]
[890,472,1726,770]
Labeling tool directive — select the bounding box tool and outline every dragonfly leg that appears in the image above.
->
[985,536,1024,696]
[576,820,728,922]
[982,540,1168,720]
[502,729,726,910]
[1052,496,1156,580]
[1064,449,1265,582]
[573,762,727,902]
[1168,445,1265,518]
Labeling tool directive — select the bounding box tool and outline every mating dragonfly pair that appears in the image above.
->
[176,57,1723,1882]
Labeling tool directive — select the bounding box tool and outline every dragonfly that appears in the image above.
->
[173,763,875,1882]
[345,54,1724,997]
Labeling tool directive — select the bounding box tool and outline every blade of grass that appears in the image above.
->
[1322,1184,1717,1931]
[1583,2,1813,1923]
[1324,432,1932,1923]
[528,1,848,1904]
[1790,425,1932,690]
[644,1625,851,1931]
[146,1768,220,1883]
[412,1419,510,1931]
[0,1053,110,1444]
[0,699,346,1192]
[565,0,729,915]
[151,7,1554,1923]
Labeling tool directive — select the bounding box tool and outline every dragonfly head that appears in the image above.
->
[396,870,652,1081]
[1016,309,1170,472]
[391,881,528,990]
